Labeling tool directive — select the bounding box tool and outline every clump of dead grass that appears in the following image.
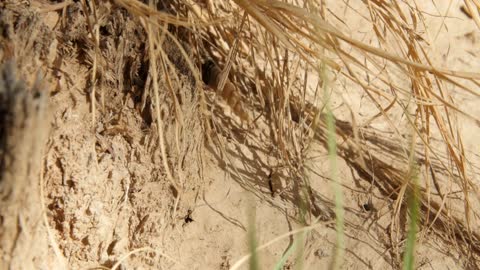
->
[107,0,480,267]
[166,0,480,267]
[5,0,476,268]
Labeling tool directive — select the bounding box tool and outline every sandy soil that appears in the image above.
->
[0,0,479,269]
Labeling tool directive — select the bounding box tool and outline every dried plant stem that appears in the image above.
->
[144,19,181,197]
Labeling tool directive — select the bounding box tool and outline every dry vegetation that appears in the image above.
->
[1,0,480,269]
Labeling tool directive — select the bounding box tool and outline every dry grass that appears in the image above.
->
[108,0,480,267]
[171,0,479,266]
[1,0,479,268]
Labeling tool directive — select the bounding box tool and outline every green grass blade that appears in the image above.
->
[402,169,420,270]
[248,201,260,270]
[320,63,345,270]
